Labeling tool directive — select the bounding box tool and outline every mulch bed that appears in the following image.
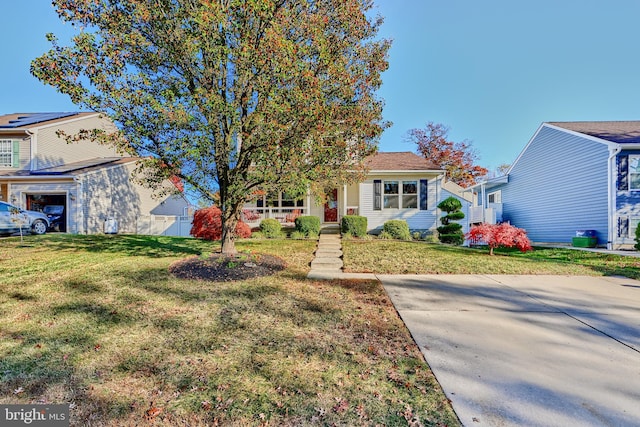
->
[169,253,286,281]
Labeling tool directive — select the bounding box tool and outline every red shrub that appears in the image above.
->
[190,206,252,241]
[466,223,532,255]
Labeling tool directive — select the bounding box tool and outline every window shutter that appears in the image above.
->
[617,155,628,191]
[419,179,428,210]
[373,180,381,210]
[12,141,20,168]
[618,216,629,238]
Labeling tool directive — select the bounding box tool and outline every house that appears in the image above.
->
[467,121,640,249]
[0,112,190,235]
[242,151,472,235]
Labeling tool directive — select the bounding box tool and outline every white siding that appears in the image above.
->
[79,162,188,234]
[34,115,120,170]
[360,173,441,231]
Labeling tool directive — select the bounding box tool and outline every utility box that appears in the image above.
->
[572,230,597,248]
[104,217,118,234]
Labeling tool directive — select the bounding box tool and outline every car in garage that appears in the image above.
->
[0,201,49,236]
[43,205,65,232]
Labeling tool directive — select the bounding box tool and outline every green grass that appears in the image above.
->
[0,234,459,426]
[343,239,640,279]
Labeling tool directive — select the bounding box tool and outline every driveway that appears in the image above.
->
[379,274,640,427]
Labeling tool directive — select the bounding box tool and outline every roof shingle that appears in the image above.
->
[549,121,640,144]
[365,152,441,171]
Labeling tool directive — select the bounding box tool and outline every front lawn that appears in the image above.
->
[0,234,459,426]
[343,239,640,279]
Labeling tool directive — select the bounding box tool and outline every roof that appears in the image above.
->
[548,121,640,144]
[366,152,442,171]
[0,112,96,130]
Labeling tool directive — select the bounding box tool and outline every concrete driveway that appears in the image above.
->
[379,274,640,427]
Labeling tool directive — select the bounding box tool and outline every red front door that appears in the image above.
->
[324,189,338,222]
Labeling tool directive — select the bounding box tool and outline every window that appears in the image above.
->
[630,155,640,190]
[383,181,399,208]
[374,180,421,210]
[488,190,502,204]
[402,181,418,208]
[0,140,15,168]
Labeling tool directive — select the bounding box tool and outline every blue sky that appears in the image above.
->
[2,1,640,172]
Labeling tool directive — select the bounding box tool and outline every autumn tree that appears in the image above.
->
[407,122,488,187]
[31,0,390,254]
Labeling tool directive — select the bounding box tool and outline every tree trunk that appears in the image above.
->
[220,206,240,255]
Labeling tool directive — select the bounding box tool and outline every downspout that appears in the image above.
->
[73,176,85,234]
[608,146,621,250]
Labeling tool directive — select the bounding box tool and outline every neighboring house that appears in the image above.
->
[242,151,472,235]
[467,121,640,249]
[0,112,190,235]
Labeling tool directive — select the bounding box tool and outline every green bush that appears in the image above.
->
[437,196,462,213]
[260,218,282,238]
[382,220,412,240]
[290,230,306,240]
[295,215,321,237]
[341,215,367,237]
[437,196,465,245]
[635,226,640,251]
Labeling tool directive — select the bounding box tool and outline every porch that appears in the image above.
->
[240,205,361,228]
[469,203,503,225]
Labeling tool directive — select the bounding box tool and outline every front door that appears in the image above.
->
[324,189,338,222]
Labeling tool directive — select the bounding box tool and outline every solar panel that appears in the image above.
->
[0,112,79,128]
[30,157,122,175]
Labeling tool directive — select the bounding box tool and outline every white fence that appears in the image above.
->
[135,215,193,237]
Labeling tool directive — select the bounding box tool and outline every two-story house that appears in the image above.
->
[0,112,190,235]
[467,121,640,249]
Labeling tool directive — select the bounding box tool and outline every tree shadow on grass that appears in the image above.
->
[30,234,213,258]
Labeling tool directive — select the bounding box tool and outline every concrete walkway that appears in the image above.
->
[379,274,640,427]
[307,226,376,280]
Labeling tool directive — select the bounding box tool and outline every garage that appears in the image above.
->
[25,194,67,232]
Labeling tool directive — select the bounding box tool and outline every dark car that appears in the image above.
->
[43,205,65,232]
[0,201,49,236]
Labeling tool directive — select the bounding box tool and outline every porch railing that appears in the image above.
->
[241,207,309,225]
[469,203,503,225]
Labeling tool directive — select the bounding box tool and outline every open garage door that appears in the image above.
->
[26,194,67,232]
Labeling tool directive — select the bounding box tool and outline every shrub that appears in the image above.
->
[294,215,321,237]
[466,223,533,255]
[341,215,367,237]
[635,226,640,251]
[260,218,282,238]
[437,196,465,245]
[382,220,411,240]
[290,230,306,240]
[190,206,252,241]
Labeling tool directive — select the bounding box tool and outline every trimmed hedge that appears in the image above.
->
[341,215,367,237]
[295,215,321,237]
[259,218,282,238]
[382,219,411,240]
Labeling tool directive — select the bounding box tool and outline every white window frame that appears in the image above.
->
[488,190,502,204]
[629,155,640,191]
[0,140,13,168]
[383,180,419,210]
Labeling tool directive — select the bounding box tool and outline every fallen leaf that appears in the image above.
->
[144,405,163,421]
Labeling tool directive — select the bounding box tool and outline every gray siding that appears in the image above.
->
[500,126,609,244]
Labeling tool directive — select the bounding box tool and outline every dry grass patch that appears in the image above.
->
[0,234,458,426]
